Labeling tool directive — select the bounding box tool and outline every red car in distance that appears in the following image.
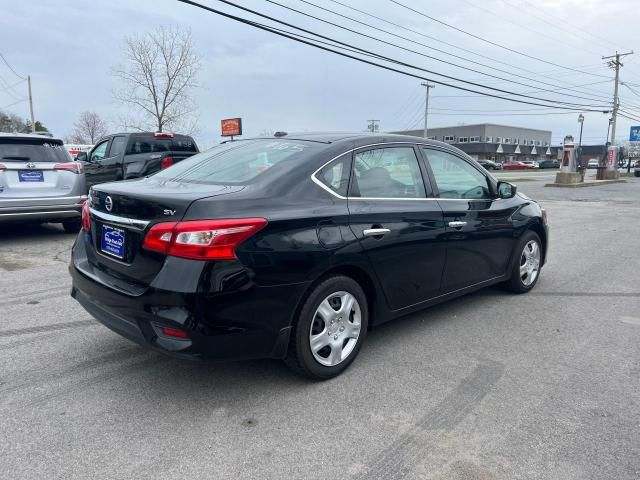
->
[501,161,535,170]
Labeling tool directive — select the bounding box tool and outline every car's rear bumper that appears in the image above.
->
[0,201,84,222]
[69,238,309,361]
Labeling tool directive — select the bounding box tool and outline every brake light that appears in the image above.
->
[0,163,5,171]
[160,156,174,169]
[54,162,83,174]
[154,132,175,138]
[161,327,189,338]
[81,202,91,231]
[142,218,267,260]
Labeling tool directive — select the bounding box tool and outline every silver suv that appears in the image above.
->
[0,133,86,232]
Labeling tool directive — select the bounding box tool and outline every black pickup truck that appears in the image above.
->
[76,132,198,190]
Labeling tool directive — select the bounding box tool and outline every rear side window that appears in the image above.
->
[126,137,197,154]
[154,140,318,184]
[317,156,351,197]
[350,147,426,198]
[0,140,70,163]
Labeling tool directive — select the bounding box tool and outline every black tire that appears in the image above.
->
[634,171,640,177]
[285,275,368,380]
[62,220,81,234]
[504,231,542,294]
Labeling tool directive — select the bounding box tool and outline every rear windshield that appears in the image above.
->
[154,140,319,185]
[0,139,71,163]
[126,137,198,154]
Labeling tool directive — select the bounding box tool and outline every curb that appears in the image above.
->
[544,180,627,188]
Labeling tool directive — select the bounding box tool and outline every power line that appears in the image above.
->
[0,98,27,110]
[324,0,612,92]
[0,52,27,80]
[186,0,610,111]
[283,0,613,102]
[388,0,612,79]
[0,77,25,95]
[458,0,604,57]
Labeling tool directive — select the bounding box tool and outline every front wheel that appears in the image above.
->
[504,231,542,293]
[285,276,368,380]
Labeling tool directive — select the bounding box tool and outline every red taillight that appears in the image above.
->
[160,156,174,169]
[161,327,189,338]
[154,132,175,138]
[54,162,83,174]
[81,202,91,231]
[142,218,268,260]
[0,163,5,171]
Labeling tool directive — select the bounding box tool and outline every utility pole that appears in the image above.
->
[602,51,633,145]
[367,119,379,134]
[421,82,435,138]
[27,75,35,133]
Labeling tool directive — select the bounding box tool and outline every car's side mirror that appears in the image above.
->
[497,181,517,199]
[76,152,88,162]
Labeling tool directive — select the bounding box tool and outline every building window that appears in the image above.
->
[470,136,480,142]
[427,136,437,140]
[522,138,527,145]
[458,136,468,143]
[495,136,503,143]
[485,136,493,143]
[504,138,511,144]
[544,141,549,147]
[443,135,456,142]
[535,140,541,146]
[529,140,535,146]
[512,138,519,144]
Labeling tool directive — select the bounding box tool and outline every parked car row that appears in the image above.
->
[0,131,198,231]
[476,159,560,171]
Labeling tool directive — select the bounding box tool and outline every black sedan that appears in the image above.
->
[70,133,548,379]
[477,159,503,170]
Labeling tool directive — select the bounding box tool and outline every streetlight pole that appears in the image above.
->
[577,114,584,180]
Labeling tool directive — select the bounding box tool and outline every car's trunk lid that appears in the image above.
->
[86,177,244,291]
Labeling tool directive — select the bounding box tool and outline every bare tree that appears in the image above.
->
[112,26,201,133]
[69,111,108,144]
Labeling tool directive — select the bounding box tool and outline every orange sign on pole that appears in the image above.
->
[221,118,242,137]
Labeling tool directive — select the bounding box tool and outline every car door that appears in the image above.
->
[84,137,124,189]
[420,147,518,292]
[347,144,446,311]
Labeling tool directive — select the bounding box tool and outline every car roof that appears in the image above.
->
[0,132,63,142]
[227,132,454,149]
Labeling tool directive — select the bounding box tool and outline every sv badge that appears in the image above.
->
[163,209,176,216]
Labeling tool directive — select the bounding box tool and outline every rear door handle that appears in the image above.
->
[363,228,391,237]
[448,221,467,228]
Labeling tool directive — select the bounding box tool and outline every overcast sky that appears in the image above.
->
[1,0,639,148]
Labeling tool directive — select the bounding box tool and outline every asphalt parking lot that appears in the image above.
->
[1,177,639,480]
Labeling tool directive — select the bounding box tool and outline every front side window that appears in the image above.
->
[423,148,491,200]
[90,140,110,162]
[109,136,126,157]
[351,147,426,198]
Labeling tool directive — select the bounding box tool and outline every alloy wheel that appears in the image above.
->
[308,291,362,367]
[519,240,541,286]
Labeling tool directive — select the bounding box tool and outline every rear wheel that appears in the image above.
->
[285,275,368,380]
[62,220,81,234]
[504,231,542,293]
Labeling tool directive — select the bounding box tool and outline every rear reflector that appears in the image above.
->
[81,202,91,231]
[160,156,174,169]
[142,218,268,260]
[161,327,189,338]
[54,162,83,174]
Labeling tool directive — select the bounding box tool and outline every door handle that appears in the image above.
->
[363,228,391,237]
[448,221,467,228]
